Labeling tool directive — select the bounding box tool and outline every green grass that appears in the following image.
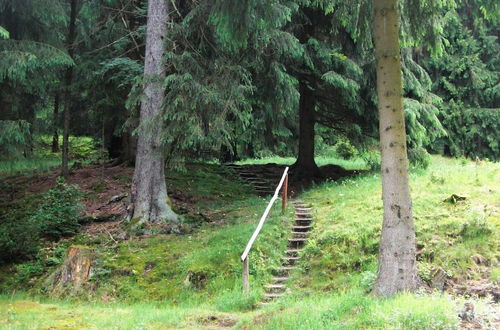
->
[235,154,368,170]
[0,155,498,329]
[4,290,497,329]
[0,163,293,311]
[0,295,197,329]
[0,135,103,176]
[250,291,462,329]
[0,157,61,175]
[296,156,499,292]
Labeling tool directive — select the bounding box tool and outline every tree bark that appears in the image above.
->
[372,0,417,296]
[61,0,78,177]
[45,246,94,295]
[292,81,321,179]
[52,93,60,153]
[129,0,178,225]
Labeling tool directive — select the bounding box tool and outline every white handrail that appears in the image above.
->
[240,166,289,262]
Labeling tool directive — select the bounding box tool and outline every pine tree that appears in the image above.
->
[372,0,417,296]
[129,0,178,225]
[61,0,78,178]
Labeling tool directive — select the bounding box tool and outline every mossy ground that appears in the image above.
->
[0,155,498,329]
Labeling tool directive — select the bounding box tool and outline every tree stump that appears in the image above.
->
[46,246,95,294]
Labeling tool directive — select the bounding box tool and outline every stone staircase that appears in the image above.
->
[262,200,313,304]
[225,164,283,196]
[225,164,313,305]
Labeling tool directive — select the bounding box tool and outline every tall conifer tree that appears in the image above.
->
[372,0,417,296]
[129,0,178,225]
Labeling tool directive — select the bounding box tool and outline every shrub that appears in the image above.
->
[0,217,40,263]
[0,178,83,264]
[30,177,83,240]
[335,140,358,160]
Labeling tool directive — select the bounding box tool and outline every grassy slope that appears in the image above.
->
[297,156,499,291]
[0,156,498,329]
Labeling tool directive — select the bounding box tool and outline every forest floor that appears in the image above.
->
[0,155,498,329]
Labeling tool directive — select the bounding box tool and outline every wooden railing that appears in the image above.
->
[241,167,289,293]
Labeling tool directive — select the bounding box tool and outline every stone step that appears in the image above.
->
[273,266,295,276]
[263,293,284,299]
[265,284,286,290]
[292,231,309,237]
[289,238,307,242]
[295,207,313,211]
[286,249,302,255]
[245,180,269,184]
[293,202,311,207]
[295,218,312,222]
[282,256,300,265]
[283,256,300,261]
[295,219,312,225]
[271,277,289,283]
[240,172,258,177]
[295,212,313,217]
[292,225,312,231]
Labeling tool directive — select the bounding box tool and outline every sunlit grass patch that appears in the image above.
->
[250,291,460,329]
[234,154,368,170]
[298,156,499,292]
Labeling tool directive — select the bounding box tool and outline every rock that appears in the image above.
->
[431,268,448,291]
[78,214,119,224]
[458,302,475,321]
[108,193,128,204]
[471,254,489,266]
[443,194,467,204]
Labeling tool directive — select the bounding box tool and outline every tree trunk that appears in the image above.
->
[129,0,178,225]
[61,0,78,177]
[52,93,60,153]
[292,81,321,179]
[372,0,417,296]
[45,246,94,295]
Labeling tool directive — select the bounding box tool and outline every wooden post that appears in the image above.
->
[242,256,249,293]
[282,173,288,214]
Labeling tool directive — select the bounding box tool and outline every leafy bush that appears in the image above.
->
[30,177,83,240]
[16,261,44,283]
[0,178,83,264]
[408,147,431,169]
[335,139,357,160]
[0,217,40,263]
[68,136,104,160]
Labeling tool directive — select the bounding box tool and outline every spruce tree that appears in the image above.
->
[129,0,178,225]
[372,0,417,296]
